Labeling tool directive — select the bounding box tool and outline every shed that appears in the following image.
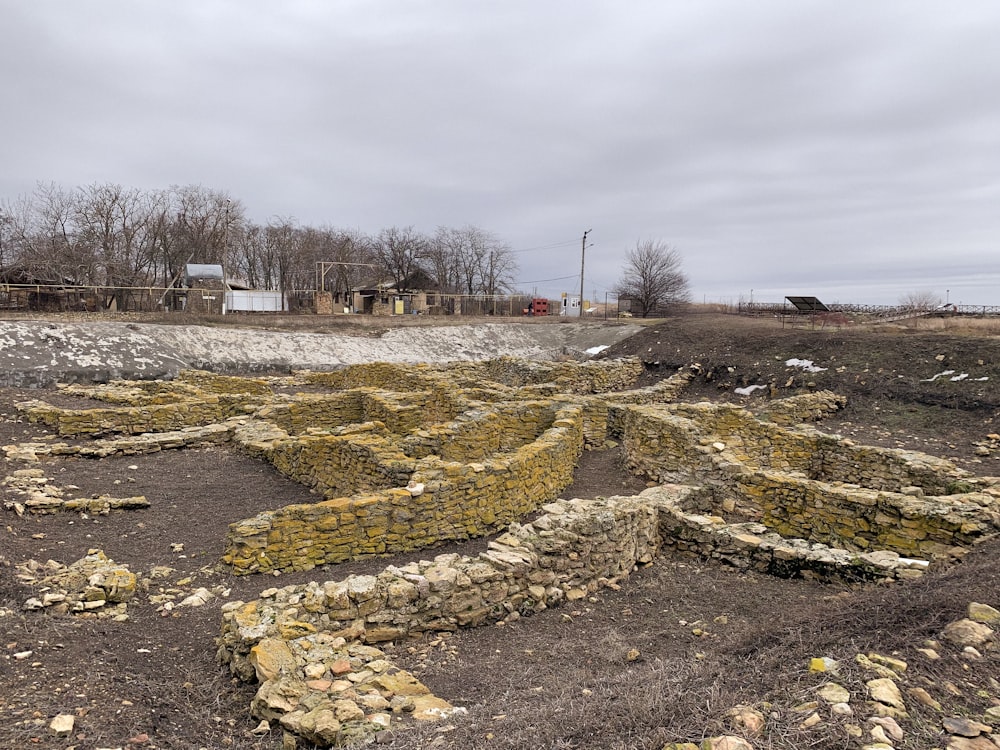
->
[182,264,227,314]
[184,264,225,286]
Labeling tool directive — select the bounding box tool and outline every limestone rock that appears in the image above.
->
[725,705,765,735]
[250,638,298,682]
[808,656,839,674]
[870,716,904,741]
[817,683,850,704]
[867,652,907,673]
[280,706,341,746]
[946,737,1000,750]
[867,678,905,710]
[702,737,754,750]
[799,712,822,729]
[410,695,465,721]
[333,699,365,723]
[371,669,432,697]
[869,725,891,744]
[178,587,214,607]
[942,716,993,738]
[49,714,75,736]
[968,602,1000,625]
[942,619,995,649]
[907,687,942,711]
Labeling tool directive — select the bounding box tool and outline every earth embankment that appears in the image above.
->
[0,319,642,386]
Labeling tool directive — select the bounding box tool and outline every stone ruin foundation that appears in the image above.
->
[7,357,1000,746]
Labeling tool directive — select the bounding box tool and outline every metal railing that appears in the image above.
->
[0,284,610,318]
[736,301,1000,318]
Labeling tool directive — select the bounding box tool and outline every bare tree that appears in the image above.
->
[144,189,178,288]
[898,290,942,311]
[428,225,516,298]
[171,185,242,267]
[428,227,464,293]
[478,238,517,298]
[615,239,690,317]
[231,222,271,289]
[370,226,427,290]
[312,227,371,300]
[0,197,32,269]
[1,182,526,314]
[19,182,87,282]
[73,183,162,286]
[264,217,300,297]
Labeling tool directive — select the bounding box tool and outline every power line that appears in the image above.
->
[515,273,578,285]
[509,239,579,254]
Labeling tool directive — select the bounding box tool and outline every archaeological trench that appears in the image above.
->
[6,356,1000,747]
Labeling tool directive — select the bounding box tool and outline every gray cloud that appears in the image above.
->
[2,0,998,305]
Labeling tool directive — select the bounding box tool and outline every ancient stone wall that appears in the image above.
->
[400,401,559,461]
[623,396,983,495]
[220,483,940,677]
[618,397,1000,559]
[265,429,416,498]
[217,483,943,746]
[219,491,668,678]
[733,470,999,558]
[220,405,584,574]
[755,389,846,425]
[18,396,238,437]
[174,370,275,395]
[255,392,368,433]
[457,356,644,393]
[303,364,446,392]
[362,390,459,433]
[17,363,998,584]
[14,359,1000,748]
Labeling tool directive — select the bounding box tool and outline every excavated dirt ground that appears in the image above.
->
[1,312,1000,750]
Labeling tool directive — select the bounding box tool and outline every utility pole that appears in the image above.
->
[579,229,590,317]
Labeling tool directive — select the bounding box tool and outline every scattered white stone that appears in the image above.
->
[870,716,904,742]
[786,358,827,372]
[867,678,905,710]
[817,683,851,704]
[968,602,1000,625]
[49,714,75,736]
[178,587,214,608]
[942,619,994,649]
[922,369,955,381]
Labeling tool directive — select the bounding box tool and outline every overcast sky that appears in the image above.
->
[2,1,999,306]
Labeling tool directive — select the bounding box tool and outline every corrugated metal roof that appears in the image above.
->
[185,264,224,282]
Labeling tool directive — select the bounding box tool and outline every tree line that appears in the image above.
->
[0,182,693,316]
[0,183,518,301]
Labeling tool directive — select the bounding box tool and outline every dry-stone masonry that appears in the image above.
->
[17,550,137,619]
[617,398,1000,560]
[2,467,149,515]
[9,357,1000,747]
